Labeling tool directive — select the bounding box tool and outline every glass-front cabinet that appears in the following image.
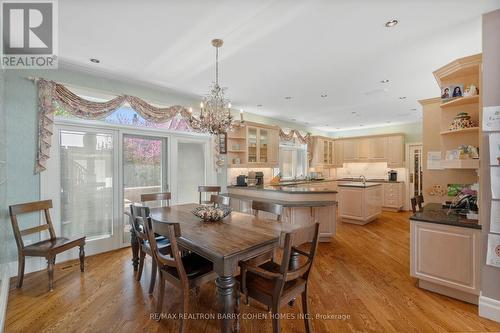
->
[244,124,278,166]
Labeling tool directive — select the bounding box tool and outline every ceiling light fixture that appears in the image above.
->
[90,58,100,63]
[380,79,389,83]
[320,94,328,98]
[291,118,296,121]
[189,39,240,135]
[257,104,263,107]
[410,108,417,111]
[351,111,357,114]
[399,96,406,100]
[285,96,292,100]
[385,19,398,27]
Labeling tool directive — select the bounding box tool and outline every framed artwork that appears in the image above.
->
[441,86,452,100]
[451,84,464,98]
[218,133,227,154]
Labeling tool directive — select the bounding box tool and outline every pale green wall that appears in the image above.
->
[329,121,422,143]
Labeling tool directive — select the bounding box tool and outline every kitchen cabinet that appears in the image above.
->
[338,183,383,224]
[386,135,404,167]
[369,136,387,160]
[382,182,404,211]
[311,136,335,167]
[410,221,481,304]
[227,122,279,168]
[357,138,370,160]
[334,140,344,167]
[342,140,358,161]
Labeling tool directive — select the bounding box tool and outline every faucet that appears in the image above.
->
[359,175,366,185]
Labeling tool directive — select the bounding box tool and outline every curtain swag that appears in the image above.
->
[279,128,311,144]
[35,79,314,174]
[35,78,192,173]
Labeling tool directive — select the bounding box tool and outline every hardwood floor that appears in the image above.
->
[5,211,500,332]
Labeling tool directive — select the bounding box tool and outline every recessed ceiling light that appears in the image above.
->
[351,111,357,114]
[90,58,100,63]
[257,104,263,107]
[336,127,340,130]
[291,118,296,121]
[320,94,328,98]
[285,96,292,100]
[380,79,389,83]
[410,108,417,111]
[360,124,364,127]
[305,122,310,125]
[387,121,392,123]
[385,19,398,28]
[399,96,406,100]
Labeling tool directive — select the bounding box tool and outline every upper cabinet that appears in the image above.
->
[227,122,279,168]
[311,134,405,168]
[386,135,404,168]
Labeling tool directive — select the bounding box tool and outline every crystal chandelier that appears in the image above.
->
[189,39,241,135]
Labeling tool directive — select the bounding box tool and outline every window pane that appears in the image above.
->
[123,135,164,207]
[177,142,205,204]
[60,131,114,240]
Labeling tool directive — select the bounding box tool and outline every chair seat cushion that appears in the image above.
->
[240,261,306,304]
[163,253,213,280]
[142,238,171,255]
[23,236,85,256]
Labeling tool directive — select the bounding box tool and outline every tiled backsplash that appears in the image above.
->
[227,167,277,185]
[336,162,407,181]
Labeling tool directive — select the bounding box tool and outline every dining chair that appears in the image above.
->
[142,216,216,333]
[9,200,86,291]
[252,200,283,221]
[411,194,424,213]
[198,185,221,204]
[129,204,171,294]
[141,192,171,207]
[210,194,231,207]
[239,223,320,333]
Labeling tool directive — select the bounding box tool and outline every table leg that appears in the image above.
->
[216,275,236,333]
[130,229,139,271]
[288,250,301,306]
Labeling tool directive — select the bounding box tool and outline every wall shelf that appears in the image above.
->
[440,127,479,135]
[440,159,479,169]
[440,95,479,108]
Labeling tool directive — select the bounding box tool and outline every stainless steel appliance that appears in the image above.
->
[388,170,398,181]
[255,172,264,186]
[236,175,247,186]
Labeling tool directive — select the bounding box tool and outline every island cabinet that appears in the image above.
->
[226,186,338,242]
[410,207,481,304]
[227,121,279,168]
[338,183,382,225]
[382,182,405,211]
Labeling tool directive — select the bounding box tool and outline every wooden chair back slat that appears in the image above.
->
[198,186,221,204]
[252,201,283,221]
[20,225,50,236]
[9,200,52,215]
[141,192,171,207]
[210,194,230,207]
[281,223,320,281]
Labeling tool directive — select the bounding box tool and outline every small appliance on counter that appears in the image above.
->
[236,175,247,187]
[247,171,257,186]
[309,171,324,180]
[388,170,398,181]
[255,172,264,186]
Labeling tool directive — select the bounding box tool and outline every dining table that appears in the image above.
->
[148,203,296,333]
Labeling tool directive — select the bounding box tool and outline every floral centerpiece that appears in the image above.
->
[192,205,231,222]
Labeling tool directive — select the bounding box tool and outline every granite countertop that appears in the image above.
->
[337,182,382,188]
[410,203,481,230]
[222,193,337,207]
[336,178,404,183]
[271,178,403,186]
[227,185,338,194]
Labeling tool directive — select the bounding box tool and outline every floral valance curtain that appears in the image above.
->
[36,79,191,173]
[279,128,311,145]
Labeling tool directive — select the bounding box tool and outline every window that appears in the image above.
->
[279,140,308,180]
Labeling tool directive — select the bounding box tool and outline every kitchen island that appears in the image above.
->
[226,184,337,242]
[338,182,383,225]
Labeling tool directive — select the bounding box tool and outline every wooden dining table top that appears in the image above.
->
[149,203,295,275]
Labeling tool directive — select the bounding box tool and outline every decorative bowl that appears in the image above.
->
[192,205,231,222]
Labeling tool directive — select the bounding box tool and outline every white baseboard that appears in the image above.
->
[479,294,500,323]
[0,264,10,333]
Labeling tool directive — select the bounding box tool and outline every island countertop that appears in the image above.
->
[337,182,382,188]
[226,185,337,194]
[222,193,336,207]
[410,203,481,230]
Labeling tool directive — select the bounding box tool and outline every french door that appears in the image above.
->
[42,122,214,260]
[408,144,423,199]
[43,125,121,257]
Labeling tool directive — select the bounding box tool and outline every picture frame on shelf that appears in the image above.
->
[218,132,227,154]
[441,86,452,100]
[451,84,464,98]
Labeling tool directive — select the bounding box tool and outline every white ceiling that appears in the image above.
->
[59,0,500,131]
